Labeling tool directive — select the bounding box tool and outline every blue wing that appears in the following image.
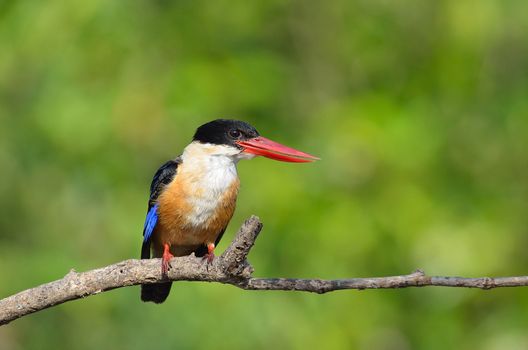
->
[143,204,159,243]
[141,159,180,259]
[141,204,159,259]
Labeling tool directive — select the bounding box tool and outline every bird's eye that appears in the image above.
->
[229,129,241,139]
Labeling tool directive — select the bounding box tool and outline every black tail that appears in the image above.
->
[141,240,172,303]
[141,282,172,304]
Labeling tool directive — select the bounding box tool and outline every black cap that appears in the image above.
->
[193,119,260,148]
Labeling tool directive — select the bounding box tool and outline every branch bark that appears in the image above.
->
[1,215,528,326]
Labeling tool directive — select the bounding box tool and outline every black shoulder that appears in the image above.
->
[148,158,181,208]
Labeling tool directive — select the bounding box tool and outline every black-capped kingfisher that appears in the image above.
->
[141,119,318,303]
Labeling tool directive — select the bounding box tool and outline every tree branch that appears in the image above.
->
[1,215,528,326]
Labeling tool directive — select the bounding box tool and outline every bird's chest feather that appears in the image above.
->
[155,155,240,250]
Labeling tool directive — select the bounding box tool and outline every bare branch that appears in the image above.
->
[244,273,528,292]
[1,215,528,326]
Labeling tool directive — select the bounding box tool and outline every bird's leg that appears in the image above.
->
[161,243,174,276]
[203,243,215,264]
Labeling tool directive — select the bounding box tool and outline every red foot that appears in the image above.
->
[202,243,215,265]
[161,243,174,276]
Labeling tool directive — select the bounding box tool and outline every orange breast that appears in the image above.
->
[152,172,240,257]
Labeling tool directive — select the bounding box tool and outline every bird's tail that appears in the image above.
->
[141,282,172,304]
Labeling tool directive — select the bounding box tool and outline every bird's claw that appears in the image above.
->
[202,243,215,267]
[161,243,174,277]
[202,252,215,265]
[161,260,170,276]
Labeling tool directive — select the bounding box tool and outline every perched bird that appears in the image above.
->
[140,119,318,303]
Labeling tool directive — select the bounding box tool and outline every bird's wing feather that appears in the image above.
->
[141,158,181,259]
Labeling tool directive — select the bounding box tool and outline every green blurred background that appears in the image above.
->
[1,0,528,349]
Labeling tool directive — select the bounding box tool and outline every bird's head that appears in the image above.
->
[192,119,319,163]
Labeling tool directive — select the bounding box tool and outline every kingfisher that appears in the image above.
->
[140,119,318,303]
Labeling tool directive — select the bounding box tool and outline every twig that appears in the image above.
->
[1,215,528,326]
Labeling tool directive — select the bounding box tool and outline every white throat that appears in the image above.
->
[179,142,247,226]
[182,142,239,182]
[182,141,254,165]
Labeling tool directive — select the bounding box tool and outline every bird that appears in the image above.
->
[140,119,319,303]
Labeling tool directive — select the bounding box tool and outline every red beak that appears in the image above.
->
[236,136,319,163]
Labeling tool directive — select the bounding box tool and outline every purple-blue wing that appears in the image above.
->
[141,159,180,259]
[141,204,159,258]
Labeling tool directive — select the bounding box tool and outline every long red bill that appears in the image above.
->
[236,136,320,163]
